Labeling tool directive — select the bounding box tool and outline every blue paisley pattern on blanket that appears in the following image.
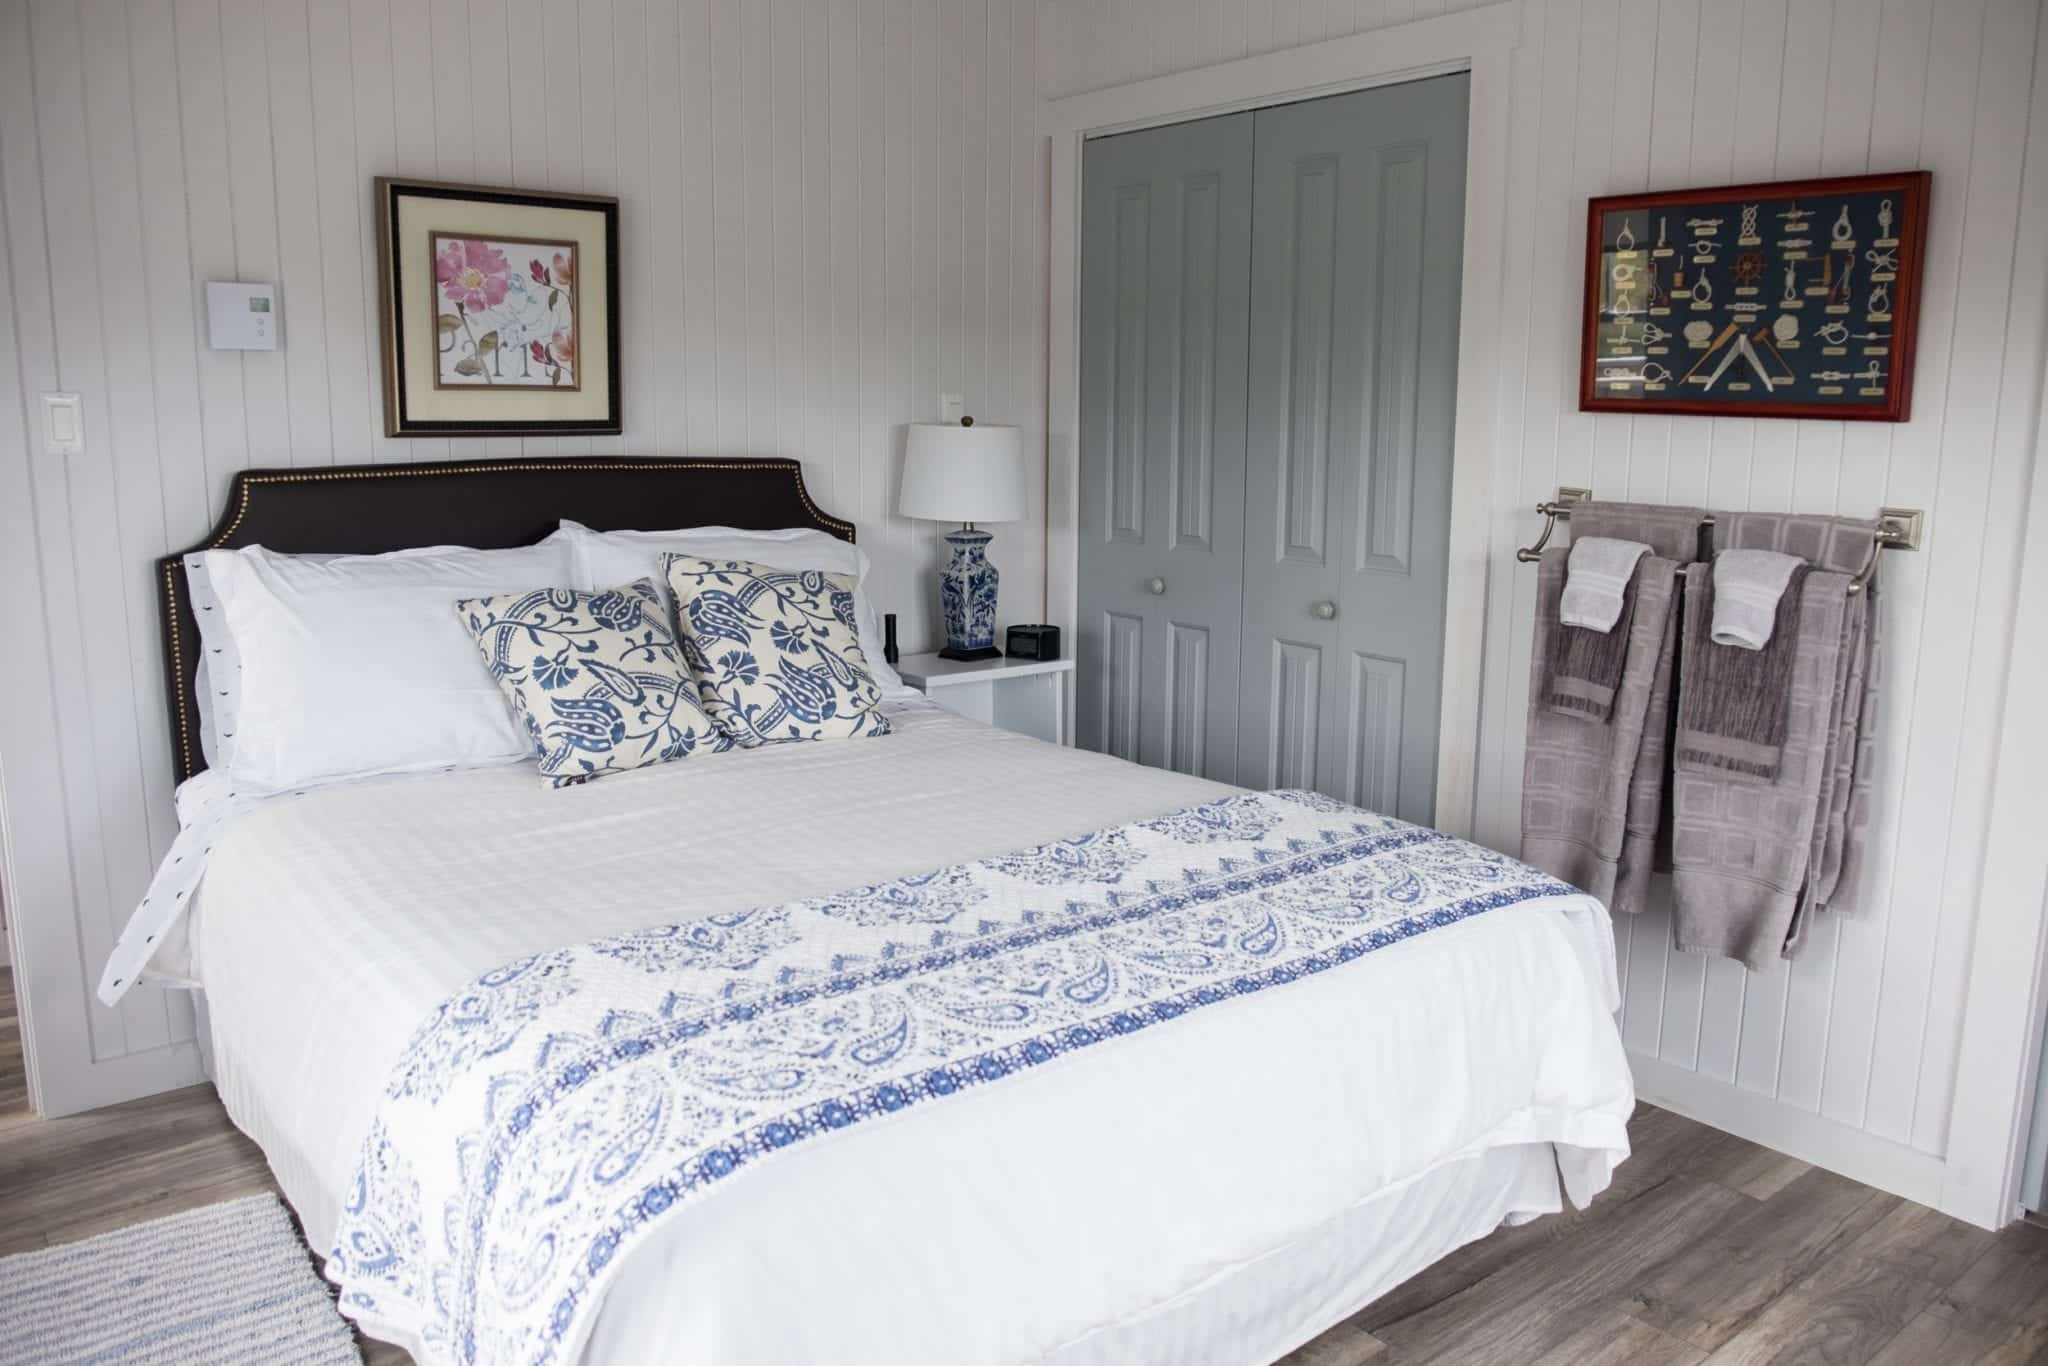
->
[455,578,731,787]
[325,791,1579,1366]
[663,554,890,747]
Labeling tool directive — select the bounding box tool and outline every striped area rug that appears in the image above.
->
[0,1194,360,1364]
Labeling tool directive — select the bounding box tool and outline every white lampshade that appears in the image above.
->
[899,422,1027,524]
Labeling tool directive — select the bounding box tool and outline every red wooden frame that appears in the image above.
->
[1578,171,1931,422]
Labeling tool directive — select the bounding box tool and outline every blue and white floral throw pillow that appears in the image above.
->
[663,553,891,746]
[455,578,731,786]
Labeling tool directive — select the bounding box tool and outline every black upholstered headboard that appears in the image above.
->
[157,456,855,784]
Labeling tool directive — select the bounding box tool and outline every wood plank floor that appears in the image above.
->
[4,964,2045,1364]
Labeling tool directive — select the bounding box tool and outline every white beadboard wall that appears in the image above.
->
[0,0,1048,1116]
[1041,0,2048,1187]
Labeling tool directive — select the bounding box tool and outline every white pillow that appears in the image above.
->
[204,536,577,791]
[185,550,339,772]
[557,521,911,696]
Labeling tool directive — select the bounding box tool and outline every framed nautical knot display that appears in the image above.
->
[375,177,621,437]
[1579,171,1930,422]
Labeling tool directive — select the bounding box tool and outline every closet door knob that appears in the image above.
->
[1147,576,1167,595]
[1312,599,1338,620]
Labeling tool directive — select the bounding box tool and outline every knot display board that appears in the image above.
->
[1579,172,1929,422]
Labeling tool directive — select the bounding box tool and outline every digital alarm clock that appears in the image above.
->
[1005,624,1060,661]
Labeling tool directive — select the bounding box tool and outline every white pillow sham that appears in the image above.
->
[557,520,911,696]
[184,553,234,770]
[185,550,340,773]
[204,536,576,791]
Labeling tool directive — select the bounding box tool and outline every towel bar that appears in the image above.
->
[1515,489,1922,596]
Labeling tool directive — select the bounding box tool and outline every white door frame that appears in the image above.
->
[1041,1,1523,838]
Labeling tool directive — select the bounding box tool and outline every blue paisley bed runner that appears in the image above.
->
[326,789,1579,1365]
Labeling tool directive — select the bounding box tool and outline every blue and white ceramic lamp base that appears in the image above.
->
[939,526,1002,660]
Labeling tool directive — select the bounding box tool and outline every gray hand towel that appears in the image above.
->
[1675,560,1812,783]
[1543,573,1639,722]
[1520,547,1681,907]
[1612,591,1682,917]
[1553,500,1707,914]
[1671,567,1851,970]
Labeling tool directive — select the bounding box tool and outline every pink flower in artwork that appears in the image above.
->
[547,329,576,366]
[529,258,548,284]
[436,239,511,312]
[551,251,574,287]
[530,340,548,366]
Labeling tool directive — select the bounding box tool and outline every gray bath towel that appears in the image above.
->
[1671,566,1851,970]
[1674,561,1812,783]
[1571,501,1710,563]
[1568,502,1707,915]
[1520,548,1681,907]
[1716,511,1880,925]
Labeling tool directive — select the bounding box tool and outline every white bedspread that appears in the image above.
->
[171,703,1632,1364]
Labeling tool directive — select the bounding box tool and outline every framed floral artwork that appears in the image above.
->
[376,178,620,437]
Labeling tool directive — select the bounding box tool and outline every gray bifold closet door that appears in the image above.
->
[1079,74,1468,823]
[1236,75,1468,823]
[1075,112,1255,779]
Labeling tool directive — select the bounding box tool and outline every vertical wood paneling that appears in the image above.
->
[1040,0,2048,1170]
[0,0,1048,1115]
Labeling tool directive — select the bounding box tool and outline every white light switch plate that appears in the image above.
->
[207,281,279,350]
[939,392,964,425]
[42,392,83,456]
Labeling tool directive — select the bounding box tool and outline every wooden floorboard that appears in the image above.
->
[3,965,2046,1364]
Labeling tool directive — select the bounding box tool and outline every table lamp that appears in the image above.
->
[899,418,1027,660]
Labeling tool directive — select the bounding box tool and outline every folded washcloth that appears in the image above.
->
[1561,536,1653,631]
[1711,548,1805,649]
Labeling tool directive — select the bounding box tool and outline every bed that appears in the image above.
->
[109,457,1634,1365]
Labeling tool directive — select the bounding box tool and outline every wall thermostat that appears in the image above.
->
[207,282,278,350]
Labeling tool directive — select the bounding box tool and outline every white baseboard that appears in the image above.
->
[1629,1051,1960,1221]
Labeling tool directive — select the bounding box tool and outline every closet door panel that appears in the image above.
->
[1078,113,1253,780]
[1337,77,1467,824]
[1278,155,1339,565]
[1238,122,1344,791]
[1238,74,1468,820]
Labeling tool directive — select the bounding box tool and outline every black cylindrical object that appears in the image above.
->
[883,612,900,664]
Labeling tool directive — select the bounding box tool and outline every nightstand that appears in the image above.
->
[896,652,1075,745]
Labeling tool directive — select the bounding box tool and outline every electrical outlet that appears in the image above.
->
[939,393,965,425]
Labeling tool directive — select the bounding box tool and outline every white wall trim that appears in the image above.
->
[1039,0,1523,839]
[1633,1052,1948,1213]
[1928,13,2048,1232]
[1936,312,2048,1228]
